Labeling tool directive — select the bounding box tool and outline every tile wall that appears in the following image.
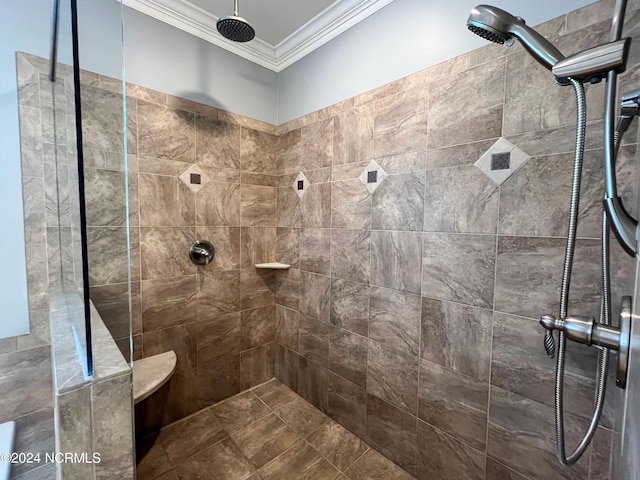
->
[271,2,640,480]
[106,83,283,432]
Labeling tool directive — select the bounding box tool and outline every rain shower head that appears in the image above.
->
[467,5,564,71]
[217,0,255,43]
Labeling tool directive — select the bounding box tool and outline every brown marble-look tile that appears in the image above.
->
[300,182,332,228]
[345,448,414,480]
[158,409,227,464]
[333,103,374,165]
[241,227,276,268]
[424,165,499,233]
[589,426,612,480]
[495,236,602,320]
[306,420,369,472]
[276,305,299,351]
[300,271,331,323]
[276,227,300,269]
[367,340,418,415]
[418,360,488,450]
[136,435,172,480]
[300,228,331,275]
[259,439,339,480]
[331,179,372,230]
[329,327,367,388]
[372,172,424,231]
[140,227,195,280]
[485,458,528,480]
[231,412,300,469]
[369,286,420,355]
[196,312,242,364]
[197,353,242,408]
[297,356,330,414]
[194,226,241,270]
[299,315,330,367]
[422,233,496,309]
[196,269,241,319]
[242,305,276,349]
[91,282,135,340]
[277,186,300,227]
[81,85,125,153]
[174,437,254,480]
[211,390,270,434]
[84,167,126,226]
[331,229,371,284]
[86,226,129,285]
[275,344,300,392]
[22,176,46,244]
[276,128,301,174]
[252,378,299,410]
[241,127,277,174]
[366,394,417,474]
[142,275,197,331]
[196,115,240,169]
[488,386,590,480]
[301,118,334,170]
[427,139,497,170]
[330,279,369,337]
[420,298,492,381]
[241,184,276,227]
[328,373,367,440]
[276,395,330,437]
[371,231,422,294]
[240,268,276,310]
[416,420,484,480]
[18,105,44,177]
[12,408,55,478]
[428,59,504,149]
[139,173,195,227]
[276,268,300,311]
[241,343,275,389]
[138,102,195,161]
[0,347,52,423]
[196,180,240,226]
[93,374,135,480]
[374,87,429,158]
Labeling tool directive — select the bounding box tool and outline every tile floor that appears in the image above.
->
[136,378,415,480]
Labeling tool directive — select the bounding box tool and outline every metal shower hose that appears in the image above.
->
[555,77,610,465]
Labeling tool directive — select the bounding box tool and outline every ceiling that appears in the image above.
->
[122,0,395,72]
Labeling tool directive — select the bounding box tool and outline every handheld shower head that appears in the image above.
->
[467,5,565,71]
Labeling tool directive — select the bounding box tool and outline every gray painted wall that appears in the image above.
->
[122,7,278,125]
[0,1,71,338]
[276,0,595,123]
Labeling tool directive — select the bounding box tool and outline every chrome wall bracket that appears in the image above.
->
[540,295,633,388]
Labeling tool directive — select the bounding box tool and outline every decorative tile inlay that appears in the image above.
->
[179,164,208,193]
[491,152,510,171]
[475,137,529,185]
[293,172,309,199]
[359,160,387,193]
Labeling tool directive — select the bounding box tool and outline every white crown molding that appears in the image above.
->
[122,0,395,72]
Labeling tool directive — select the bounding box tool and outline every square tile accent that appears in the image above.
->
[359,160,387,193]
[292,172,309,199]
[179,164,209,193]
[475,137,529,185]
[491,152,510,171]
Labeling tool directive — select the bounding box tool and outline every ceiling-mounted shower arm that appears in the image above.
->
[233,0,239,17]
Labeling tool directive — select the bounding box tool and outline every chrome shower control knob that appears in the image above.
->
[189,240,215,266]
